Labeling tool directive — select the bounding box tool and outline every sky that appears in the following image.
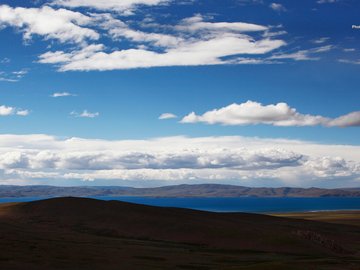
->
[0,0,359,188]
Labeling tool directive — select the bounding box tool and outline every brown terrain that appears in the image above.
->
[274,211,360,227]
[0,197,360,269]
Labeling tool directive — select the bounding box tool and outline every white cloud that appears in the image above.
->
[237,0,264,6]
[317,0,338,4]
[270,45,334,61]
[262,30,287,38]
[40,39,284,71]
[0,105,29,116]
[52,0,170,13]
[0,5,99,43]
[39,37,284,71]
[0,76,18,82]
[12,70,27,76]
[0,57,10,63]
[39,44,105,64]
[16,110,30,116]
[71,110,99,118]
[269,3,286,12]
[180,100,360,127]
[0,68,28,82]
[93,13,182,48]
[312,37,330,44]
[339,59,360,65]
[176,14,268,32]
[327,111,360,127]
[159,113,177,120]
[51,92,76,97]
[0,134,358,186]
[36,13,286,70]
[0,105,15,116]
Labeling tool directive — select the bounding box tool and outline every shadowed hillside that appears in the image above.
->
[0,197,360,269]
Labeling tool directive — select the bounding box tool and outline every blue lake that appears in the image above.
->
[1,196,360,213]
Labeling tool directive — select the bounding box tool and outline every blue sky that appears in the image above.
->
[0,0,359,187]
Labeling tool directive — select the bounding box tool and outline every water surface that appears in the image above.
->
[1,196,360,213]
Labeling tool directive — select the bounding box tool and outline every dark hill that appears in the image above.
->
[0,197,360,269]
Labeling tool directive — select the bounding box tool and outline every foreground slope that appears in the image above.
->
[274,211,360,227]
[0,197,360,269]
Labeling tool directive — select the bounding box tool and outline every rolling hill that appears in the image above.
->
[0,197,360,269]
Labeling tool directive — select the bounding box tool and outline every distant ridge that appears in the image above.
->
[1,184,360,198]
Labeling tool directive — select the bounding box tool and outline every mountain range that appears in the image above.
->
[1,184,360,198]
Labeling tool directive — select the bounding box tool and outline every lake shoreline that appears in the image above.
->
[2,196,360,214]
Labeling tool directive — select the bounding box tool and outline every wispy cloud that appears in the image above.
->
[0,69,28,82]
[338,59,360,64]
[312,37,330,44]
[236,0,264,6]
[180,100,360,127]
[15,110,30,116]
[0,1,350,73]
[270,45,334,61]
[159,113,177,120]
[0,58,10,64]
[38,14,285,71]
[0,77,18,83]
[52,0,170,14]
[269,3,286,12]
[70,110,99,118]
[51,92,76,97]
[317,0,339,4]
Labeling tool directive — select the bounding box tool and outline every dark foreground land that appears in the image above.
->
[274,211,360,227]
[0,198,360,269]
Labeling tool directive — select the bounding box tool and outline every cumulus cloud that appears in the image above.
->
[0,134,358,186]
[70,110,99,118]
[0,105,29,116]
[0,5,98,43]
[180,100,360,127]
[51,92,76,97]
[0,105,15,116]
[159,113,177,120]
[327,111,360,127]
